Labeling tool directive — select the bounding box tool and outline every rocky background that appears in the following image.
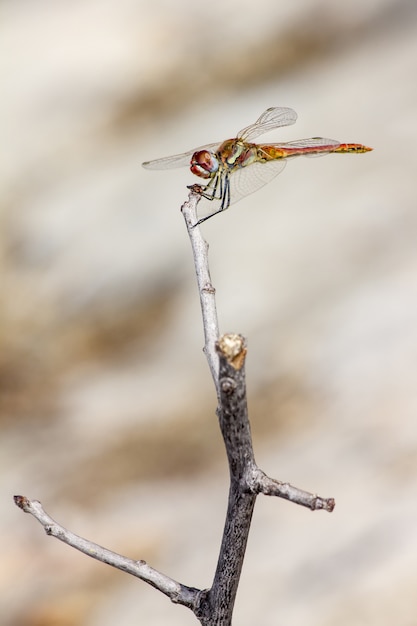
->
[2,1,417,624]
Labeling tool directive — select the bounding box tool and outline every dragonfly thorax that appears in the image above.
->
[190,150,219,179]
[217,138,258,170]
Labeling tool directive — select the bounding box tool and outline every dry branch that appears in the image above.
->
[14,188,334,626]
[13,495,202,610]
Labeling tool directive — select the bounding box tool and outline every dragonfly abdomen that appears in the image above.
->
[334,143,373,154]
[256,145,287,161]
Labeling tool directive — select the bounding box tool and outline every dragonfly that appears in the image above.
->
[142,107,372,225]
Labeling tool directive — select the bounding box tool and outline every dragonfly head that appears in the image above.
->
[190,150,219,179]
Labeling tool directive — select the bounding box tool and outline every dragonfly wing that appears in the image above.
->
[238,107,297,142]
[229,159,287,206]
[142,142,220,170]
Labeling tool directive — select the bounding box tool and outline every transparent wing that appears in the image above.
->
[228,159,287,206]
[277,137,340,153]
[142,142,220,170]
[237,107,297,142]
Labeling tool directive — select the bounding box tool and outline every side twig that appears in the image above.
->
[13,495,203,611]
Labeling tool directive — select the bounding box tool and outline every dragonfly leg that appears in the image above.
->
[200,170,223,202]
[187,172,222,208]
[193,173,231,227]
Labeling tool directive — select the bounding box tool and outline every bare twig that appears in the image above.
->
[251,469,335,512]
[13,496,204,611]
[181,190,220,392]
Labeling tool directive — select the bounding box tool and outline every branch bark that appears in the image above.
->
[13,496,202,610]
[198,334,257,624]
[14,188,335,625]
[181,190,220,392]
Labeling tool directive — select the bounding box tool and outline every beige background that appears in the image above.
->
[2,1,417,624]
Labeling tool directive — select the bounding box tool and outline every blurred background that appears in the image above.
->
[2,1,417,624]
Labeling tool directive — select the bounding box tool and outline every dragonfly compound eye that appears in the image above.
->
[190,150,219,179]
